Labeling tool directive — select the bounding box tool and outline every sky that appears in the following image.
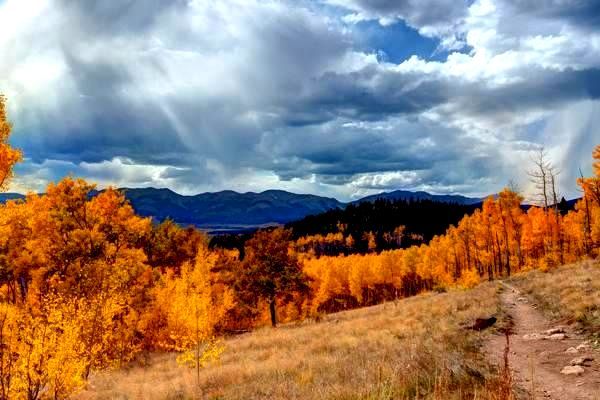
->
[0,0,599,201]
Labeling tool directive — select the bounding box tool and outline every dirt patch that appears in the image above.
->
[485,282,600,399]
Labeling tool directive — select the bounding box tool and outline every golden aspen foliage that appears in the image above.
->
[0,296,87,400]
[0,177,156,397]
[457,268,480,289]
[44,298,87,400]
[593,145,600,177]
[345,234,355,249]
[150,244,234,382]
[0,96,22,191]
[362,231,377,252]
[0,302,19,399]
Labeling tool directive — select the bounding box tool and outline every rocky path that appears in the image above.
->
[485,282,600,399]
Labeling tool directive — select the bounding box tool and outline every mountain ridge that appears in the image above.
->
[0,187,486,232]
[352,189,483,205]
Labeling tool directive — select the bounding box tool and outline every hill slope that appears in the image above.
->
[75,261,599,399]
[76,283,506,399]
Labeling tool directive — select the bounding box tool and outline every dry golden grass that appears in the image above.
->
[508,260,600,333]
[76,283,512,400]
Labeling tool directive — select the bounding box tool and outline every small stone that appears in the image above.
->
[565,347,579,354]
[570,356,594,366]
[538,350,552,359]
[517,297,527,302]
[547,333,567,340]
[544,327,566,335]
[561,365,585,375]
[523,333,545,340]
[576,343,591,351]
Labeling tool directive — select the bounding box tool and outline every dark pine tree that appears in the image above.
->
[239,228,309,327]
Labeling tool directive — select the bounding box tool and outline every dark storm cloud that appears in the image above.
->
[57,0,189,36]
[327,0,469,29]
[35,54,191,165]
[286,67,447,123]
[282,65,600,132]
[27,0,352,170]
[255,113,512,191]
[332,0,600,32]
[500,0,600,30]
[447,68,600,119]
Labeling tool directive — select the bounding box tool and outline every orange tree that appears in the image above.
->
[0,95,22,191]
[238,228,309,327]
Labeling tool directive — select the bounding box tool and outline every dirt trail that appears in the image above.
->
[485,282,600,399]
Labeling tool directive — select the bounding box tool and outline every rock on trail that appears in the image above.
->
[561,365,586,376]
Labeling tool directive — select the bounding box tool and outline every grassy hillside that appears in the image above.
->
[73,262,600,400]
[508,260,600,335]
[77,284,510,400]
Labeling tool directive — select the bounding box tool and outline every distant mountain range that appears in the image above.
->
[122,188,344,231]
[0,188,483,232]
[0,193,26,202]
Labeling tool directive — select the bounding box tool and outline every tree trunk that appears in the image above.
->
[195,307,200,388]
[584,193,592,255]
[580,168,593,255]
[269,299,277,327]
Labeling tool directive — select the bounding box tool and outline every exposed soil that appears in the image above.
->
[485,282,600,399]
